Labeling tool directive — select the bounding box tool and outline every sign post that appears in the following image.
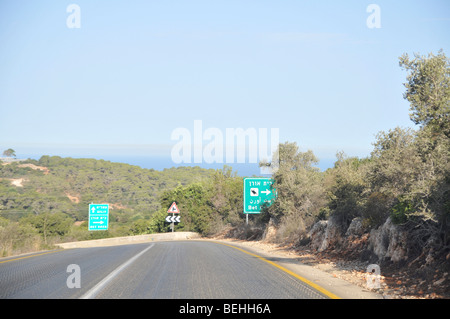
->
[243,178,276,224]
[167,202,180,232]
[88,204,109,231]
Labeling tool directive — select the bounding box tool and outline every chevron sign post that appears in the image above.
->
[166,202,181,232]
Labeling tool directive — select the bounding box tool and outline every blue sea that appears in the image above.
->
[20,153,336,177]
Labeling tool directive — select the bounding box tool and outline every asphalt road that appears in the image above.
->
[0,241,331,299]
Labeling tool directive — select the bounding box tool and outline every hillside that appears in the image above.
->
[0,155,216,222]
[0,155,224,255]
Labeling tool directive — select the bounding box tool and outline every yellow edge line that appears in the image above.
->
[0,249,63,264]
[214,241,341,299]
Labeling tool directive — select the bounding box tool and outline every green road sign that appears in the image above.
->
[89,204,109,231]
[243,178,276,214]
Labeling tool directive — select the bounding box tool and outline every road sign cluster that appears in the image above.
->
[88,181,276,233]
[166,202,181,227]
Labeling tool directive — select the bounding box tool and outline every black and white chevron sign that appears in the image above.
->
[165,215,181,223]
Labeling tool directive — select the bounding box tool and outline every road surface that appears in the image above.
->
[0,240,335,299]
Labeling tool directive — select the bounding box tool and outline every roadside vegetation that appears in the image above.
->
[261,50,449,298]
[259,51,449,269]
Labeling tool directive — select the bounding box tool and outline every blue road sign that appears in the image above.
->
[88,204,109,231]
[243,178,276,214]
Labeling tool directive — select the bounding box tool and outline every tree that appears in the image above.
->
[262,142,326,241]
[325,152,371,226]
[2,149,16,158]
[159,183,211,234]
[147,209,171,233]
[369,127,420,200]
[399,50,450,136]
[129,219,151,235]
[208,166,243,227]
[398,51,450,230]
[20,212,73,245]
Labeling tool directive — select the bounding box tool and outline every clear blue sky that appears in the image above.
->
[0,0,449,171]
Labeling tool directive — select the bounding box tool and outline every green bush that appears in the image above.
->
[362,192,392,227]
[390,200,414,225]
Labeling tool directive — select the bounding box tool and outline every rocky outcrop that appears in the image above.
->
[308,220,328,251]
[308,215,344,252]
[262,219,277,242]
[308,216,409,263]
[346,217,364,237]
[368,217,408,263]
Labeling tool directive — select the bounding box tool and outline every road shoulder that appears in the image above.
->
[206,238,383,299]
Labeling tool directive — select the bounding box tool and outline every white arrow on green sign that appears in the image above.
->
[89,204,109,231]
[243,178,276,214]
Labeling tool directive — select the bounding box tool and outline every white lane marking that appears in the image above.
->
[80,243,155,299]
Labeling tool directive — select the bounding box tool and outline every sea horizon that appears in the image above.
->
[8,153,336,177]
